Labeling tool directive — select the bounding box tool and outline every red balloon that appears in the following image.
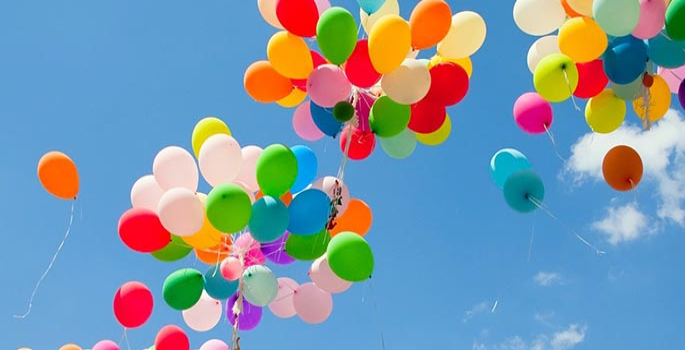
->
[574,59,608,98]
[340,125,376,160]
[113,281,153,329]
[292,51,327,91]
[424,62,469,106]
[118,208,171,253]
[276,0,319,37]
[408,99,446,133]
[155,325,189,350]
[344,39,381,88]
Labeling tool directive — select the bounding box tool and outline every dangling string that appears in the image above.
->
[230,251,246,350]
[364,280,387,350]
[123,328,132,350]
[562,67,581,112]
[543,124,567,162]
[527,212,537,263]
[639,82,653,130]
[14,199,77,318]
[630,179,640,205]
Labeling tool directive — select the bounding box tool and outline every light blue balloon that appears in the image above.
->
[241,265,278,306]
[357,0,386,14]
[490,148,532,190]
[647,30,685,69]
[248,196,289,243]
[311,102,343,137]
[288,189,331,235]
[204,265,239,300]
[603,36,647,84]
[593,0,640,37]
[291,145,318,193]
[610,75,643,101]
[379,128,417,159]
[503,169,545,213]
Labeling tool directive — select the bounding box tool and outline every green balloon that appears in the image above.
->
[162,268,204,310]
[379,128,417,159]
[151,234,192,262]
[256,144,298,197]
[285,229,331,261]
[316,7,358,65]
[206,183,252,233]
[369,96,411,138]
[333,101,355,122]
[326,231,374,282]
[666,0,685,41]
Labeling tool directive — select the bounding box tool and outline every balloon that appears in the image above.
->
[198,135,243,189]
[409,0,451,50]
[340,125,376,160]
[220,257,243,281]
[307,64,352,108]
[152,234,192,262]
[191,117,231,158]
[326,232,374,281]
[513,0,566,36]
[317,7,357,65]
[527,35,560,74]
[368,15,411,74]
[180,193,222,249]
[249,196,289,243]
[310,255,352,293]
[345,39,382,88]
[437,11,487,59]
[585,89,626,133]
[379,128,417,159]
[199,339,229,350]
[205,265,239,300]
[558,17,608,63]
[633,0,666,39]
[290,145,318,193]
[409,98,447,134]
[163,268,204,310]
[311,101,344,137]
[234,233,267,267]
[269,277,299,318]
[257,0,284,29]
[244,60,293,103]
[37,151,79,200]
[292,50,328,91]
[356,92,376,133]
[369,95,411,137]
[680,79,685,109]
[155,325,189,350]
[277,88,307,108]
[59,345,82,350]
[234,146,262,193]
[610,74,643,101]
[157,188,204,236]
[561,0,583,16]
[293,102,326,141]
[226,294,262,331]
[182,291,222,332]
[286,229,331,260]
[533,53,579,102]
[333,101,355,122]
[206,183,252,233]
[92,340,119,350]
[428,55,473,77]
[242,265,279,306]
[574,59,609,98]
[502,169,545,213]
[424,62,469,106]
[261,232,296,264]
[658,65,685,93]
[276,0,319,37]
[131,175,164,212]
[153,146,198,192]
[490,148,532,190]
[288,189,331,235]
[293,282,333,324]
[358,0,386,14]
[633,74,671,122]
[267,31,313,79]
[329,199,373,236]
[118,208,171,253]
[593,0,640,36]
[113,281,153,329]
[312,176,351,214]
[194,234,232,265]
[566,0,593,15]
[603,36,648,85]
[415,113,451,146]
[602,145,643,191]
[256,144,298,197]
[255,190,292,207]
[360,0,399,34]
[647,30,685,68]
[665,0,685,40]
[381,59,431,105]
[513,92,553,134]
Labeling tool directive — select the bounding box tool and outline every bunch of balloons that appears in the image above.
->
[490,148,545,213]
[245,0,487,159]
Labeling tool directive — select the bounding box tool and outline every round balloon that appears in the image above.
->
[130,175,164,211]
[513,0,566,35]
[153,146,198,192]
[288,189,331,235]
[437,11,487,59]
[317,7,358,65]
[379,128,417,159]
[585,89,626,133]
[206,183,252,233]
[155,325,189,350]
[204,265,239,300]
[162,268,204,310]
[226,293,263,331]
[37,151,79,200]
[285,229,331,261]
[310,254,352,293]
[242,265,279,306]
[293,282,333,324]
[326,231,374,281]
[369,95,411,137]
[256,144,298,197]
[490,148,532,190]
[198,134,243,187]
[191,117,231,158]
[268,277,299,318]
[503,169,545,213]
[368,15,411,74]
[602,145,643,191]
[182,291,222,332]
[113,281,153,329]
[157,188,205,236]
[533,53,579,102]
[513,92,553,134]
[118,208,171,253]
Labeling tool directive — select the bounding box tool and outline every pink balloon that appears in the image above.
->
[307,64,352,108]
[233,233,266,267]
[157,188,205,236]
[315,0,331,14]
[309,255,352,294]
[513,92,553,134]
[312,176,351,215]
[658,65,685,94]
[93,340,119,350]
[182,291,222,332]
[198,134,243,187]
[130,175,164,212]
[220,257,244,281]
[235,145,262,192]
[200,339,230,350]
[268,277,299,318]
[293,282,333,324]
[632,0,666,39]
[293,101,325,141]
[153,146,199,192]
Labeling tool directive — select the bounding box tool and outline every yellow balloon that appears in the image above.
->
[533,53,579,102]
[368,15,411,74]
[566,0,593,16]
[437,11,487,59]
[633,75,671,122]
[276,88,307,108]
[360,0,400,35]
[192,117,231,158]
[558,17,608,63]
[428,55,473,77]
[183,193,222,249]
[585,89,626,133]
[416,114,451,146]
[59,345,82,350]
[267,31,313,80]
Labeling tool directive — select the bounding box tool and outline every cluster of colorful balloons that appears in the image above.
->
[245,0,487,159]
[490,148,545,213]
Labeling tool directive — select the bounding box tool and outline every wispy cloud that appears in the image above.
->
[463,301,490,323]
[533,272,563,287]
[591,202,656,245]
[472,324,587,350]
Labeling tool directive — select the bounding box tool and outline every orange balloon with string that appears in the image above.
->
[38,151,79,200]
[602,145,643,191]
[195,234,232,265]
[330,199,373,237]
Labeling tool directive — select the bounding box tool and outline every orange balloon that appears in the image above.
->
[409,0,452,50]
[255,190,292,206]
[195,234,232,265]
[58,345,82,350]
[330,199,373,237]
[244,60,294,103]
[38,151,79,200]
[561,0,582,17]
[602,145,643,191]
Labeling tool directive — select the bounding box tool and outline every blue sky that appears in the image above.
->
[2,0,684,349]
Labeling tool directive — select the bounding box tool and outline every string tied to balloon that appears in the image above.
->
[639,75,653,130]
[543,123,567,162]
[562,66,581,112]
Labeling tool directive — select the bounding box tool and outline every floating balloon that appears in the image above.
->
[428,55,473,77]
[277,88,307,108]
[610,74,643,101]
[276,0,319,37]
[513,0,566,36]
[37,151,79,200]
[152,235,192,262]
[585,89,626,133]
[408,99,446,134]
[415,114,451,146]
[368,15,411,74]
[234,145,262,192]
[205,265,239,300]
[182,291,222,332]
[261,232,296,264]
[369,95,411,137]
[603,36,648,85]
[574,59,609,99]
[293,102,326,141]
[633,0,666,39]
[242,265,279,306]
[92,340,119,350]
[162,268,204,310]
[317,7,357,65]
[633,74,671,122]
[312,176,350,214]
[195,234,232,265]
[558,17,608,63]
[333,101,355,122]
[292,50,327,91]
[358,0,386,15]
[360,0,399,34]
[288,189,331,235]
[293,282,333,324]
[220,257,243,281]
[59,345,82,350]
[153,146,198,192]
[658,65,685,93]
[285,229,331,261]
[118,208,171,253]
[244,61,293,103]
[566,0,593,15]
[513,92,553,134]
[533,53,579,102]
[326,231,374,281]
[198,134,243,187]
[340,125,376,160]
[502,169,545,213]
[267,31,314,80]
[680,79,685,109]
[310,255,352,293]
[665,0,685,40]
[490,148,532,190]
[291,145,318,193]
[647,30,685,69]
[158,188,204,237]
[249,196,289,243]
[258,0,284,29]
[379,128,417,159]
[527,35,560,74]
[311,101,344,137]
[381,59,431,105]
[256,144,298,197]
[206,183,252,233]
[437,11,487,59]
[269,277,298,318]
[155,325,189,350]
[226,294,262,331]
[234,233,267,267]
[602,145,643,191]
[308,64,352,108]
[113,281,153,329]
[593,0,640,37]
[191,117,231,158]
[345,39,382,88]
[199,339,229,350]
[131,175,164,212]
[424,62,469,106]
[409,0,452,50]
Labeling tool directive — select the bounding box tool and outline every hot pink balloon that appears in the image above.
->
[309,255,352,293]
[293,101,325,141]
[632,0,666,39]
[234,145,262,193]
[93,340,119,350]
[130,175,164,212]
[658,65,685,94]
[220,256,244,281]
[356,92,376,133]
[268,277,299,318]
[198,134,243,187]
[513,92,553,134]
[293,282,333,324]
[234,233,266,267]
[153,146,199,192]
[311,176,351,215]
[157,188,205,236]
[307,64,352,108]
[200,339,230,350]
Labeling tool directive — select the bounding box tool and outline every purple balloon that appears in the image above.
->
[226,293,263,331]
[678,79,685,110]
[355,92,375,133]
[261,232,296,265]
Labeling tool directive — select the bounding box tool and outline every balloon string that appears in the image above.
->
[365,280,387,350]
[528,197,606,255]
[562,68,581,112]
[640,84,653,130]
[123,328,132,350]
[14,199,77,319]
[527,212,537,263]
[543,124,567,162]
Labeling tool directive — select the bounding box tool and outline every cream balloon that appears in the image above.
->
[527,35,560,74]
[182,291,223,332]
[130,174,164,211]
[234,145,262,193]
[381,59,431,105]
[198,134,243,187]
[309,255,352,294]
[437,11,487,59]
[153,146,199,192]
[360,0,400,35]
[513,0,566,36]
[268,277,299,318]
[157,187,205,236]
[257,0,284,29]
[567,0,594,16]
[293,282,333,324]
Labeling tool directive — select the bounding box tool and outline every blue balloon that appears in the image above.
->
[204,265,239,300]
[603,36,648,85]
[288,189,331,235]
[647,30,685,69]
[291,145,318,193]
[503,169,545,213]
[248,196,289,243]
[490,148,532,190]
[311,101,343,137]
[357,0,386,14]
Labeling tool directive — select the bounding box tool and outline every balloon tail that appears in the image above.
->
[640,84,653,131]
[543,124,567,162]
[562,68,581,112]
[123,328,132,350]
[14,199,77,319]
[527,212,537,263]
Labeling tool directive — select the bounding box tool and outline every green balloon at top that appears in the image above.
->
[370,96,411,138]
[317,7,358,65]
[257,144,298,197]
[666,0,685,41]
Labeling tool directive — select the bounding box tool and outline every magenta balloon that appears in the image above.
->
[355,92,376,133]
[513,92,553,134]
[260,232,296,264]
[632,0,666,39]
[93,340,120,350]
[226,293,262,331]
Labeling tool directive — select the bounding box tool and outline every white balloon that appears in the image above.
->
[437,11,487,59]
[157,188,205,236]
[234,145,262,193]
[567,0,594,16]
[182,291,222,332]
[513,0,566,36]
[309,255,352,294]
[360,0,400,35]
[527,35,560,74]
[293,282,333,324]
[130,175,164,211]
[381,59,431,105]
[198,134,243,187]
[152,146,199,192]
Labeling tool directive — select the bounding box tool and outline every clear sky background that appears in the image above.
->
[1,0,684,349]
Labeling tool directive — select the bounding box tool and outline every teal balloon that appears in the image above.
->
[257,144,298,197]
[285,229,330,261]
[249,196,289,243]
[593,0,639,37]
[316,7,358,65]
[603,36,647,84]
[357,0,385,14]
[369,96,411,137]
[162,268,204,310]
[204,265,239,300]
[151,234,191,262]
[503,169,545,213]
[291,145,318,193]
[241,265,278,306]
[379,128,417,159]
[610,75,643,101]
[666,0,685,41]
[288,189,331,235]
[326,232,374,282]
[206,183,252,233]
[490,148,532,190]
[647,30,685,69]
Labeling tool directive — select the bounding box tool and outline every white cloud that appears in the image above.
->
[550,324,586,350]
[591,202,656,245]
[533,272,563,287]
[473,324,587,350]
[463,301,490,323]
